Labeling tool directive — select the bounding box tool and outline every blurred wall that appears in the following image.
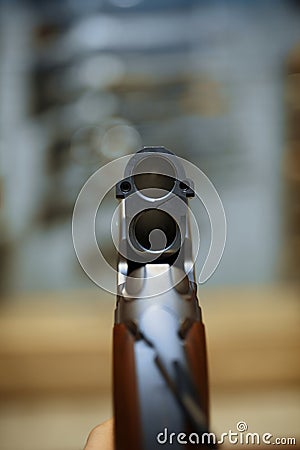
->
[1,0,300,294]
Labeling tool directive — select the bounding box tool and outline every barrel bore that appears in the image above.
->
[133,155,176,199]
[130,209,179,254]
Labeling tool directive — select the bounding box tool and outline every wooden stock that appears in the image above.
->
[185,321,209,426]
[113,320,209,449]
[113,324,142,450]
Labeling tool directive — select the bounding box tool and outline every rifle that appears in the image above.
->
[113,147,213,449]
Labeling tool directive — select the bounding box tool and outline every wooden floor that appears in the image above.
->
[0,285,299,449]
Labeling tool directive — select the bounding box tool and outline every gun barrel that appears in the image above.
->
[113,147,211,450]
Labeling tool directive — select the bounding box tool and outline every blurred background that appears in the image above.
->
[0,0,299,449]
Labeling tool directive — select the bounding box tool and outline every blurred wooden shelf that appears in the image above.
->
[0,285,299,450]
[0,285,299,394]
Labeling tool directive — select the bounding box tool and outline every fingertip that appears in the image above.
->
[84,418,114,450]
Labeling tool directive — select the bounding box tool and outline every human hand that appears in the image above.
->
[84,418,114,450]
